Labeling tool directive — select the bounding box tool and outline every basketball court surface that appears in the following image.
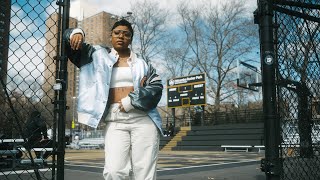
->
[0,149,265,180]
[64,150,265,180]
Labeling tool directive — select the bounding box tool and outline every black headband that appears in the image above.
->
[111,19,134,38]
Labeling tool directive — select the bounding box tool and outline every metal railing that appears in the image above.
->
[165,109,263,127]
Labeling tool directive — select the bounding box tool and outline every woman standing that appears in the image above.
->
[64,19,163,180]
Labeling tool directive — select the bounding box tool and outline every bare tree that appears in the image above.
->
[162,39,196,79]
[175,0,259,108]
[128,0,259,113]
[130,0,170,63]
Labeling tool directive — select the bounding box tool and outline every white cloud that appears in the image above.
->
[70,0,258,19]
[70,0,131,20]
[7,2,51,84]
[70,0,101,20]
[8,36,46,80]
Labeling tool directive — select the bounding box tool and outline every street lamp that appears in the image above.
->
[111,11,133,21]
[71,96,77,140]
[72,96,76,123]
[126,11,133,17]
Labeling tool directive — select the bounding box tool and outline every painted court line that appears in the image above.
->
[64,159,259,172]
[66,163,104,169]
[157,159,259,172]
[65,168,102,174]
[0,159,259,176]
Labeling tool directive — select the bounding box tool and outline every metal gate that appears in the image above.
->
[0,0,70,179]
[256,0,320,180]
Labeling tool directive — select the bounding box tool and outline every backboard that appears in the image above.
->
[237,61,260,91]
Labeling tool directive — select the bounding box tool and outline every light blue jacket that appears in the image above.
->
[64,29,163,135]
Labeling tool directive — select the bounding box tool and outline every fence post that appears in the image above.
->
[256,0,280,179]
[56,0,70,180]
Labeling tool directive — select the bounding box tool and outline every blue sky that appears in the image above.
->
[70,0,258,20]
[7,0,57,90]
[7,0,260,104]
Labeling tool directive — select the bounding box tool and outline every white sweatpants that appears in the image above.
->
[103,112,160,180]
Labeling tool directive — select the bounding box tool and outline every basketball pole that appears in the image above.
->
[256,0,280,179]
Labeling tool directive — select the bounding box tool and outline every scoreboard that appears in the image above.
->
[167,73,206,108]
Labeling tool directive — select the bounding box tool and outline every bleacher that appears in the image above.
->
[163,123,264,151]
[160,136,173,149]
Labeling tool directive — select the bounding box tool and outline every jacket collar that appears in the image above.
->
[110,48,136,63]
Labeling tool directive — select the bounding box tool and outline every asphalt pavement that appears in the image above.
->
[0,149,266,180]
[64,150,266,180]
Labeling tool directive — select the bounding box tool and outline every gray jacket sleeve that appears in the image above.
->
[128,63,163,111]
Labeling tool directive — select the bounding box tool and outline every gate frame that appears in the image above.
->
[55,0,70,180]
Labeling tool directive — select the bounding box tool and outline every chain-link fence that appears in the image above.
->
[274,0,320,179]
[257,0,320,179]
[0,0,69,179]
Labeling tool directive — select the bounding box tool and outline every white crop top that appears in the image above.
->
[110,67,133,88]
